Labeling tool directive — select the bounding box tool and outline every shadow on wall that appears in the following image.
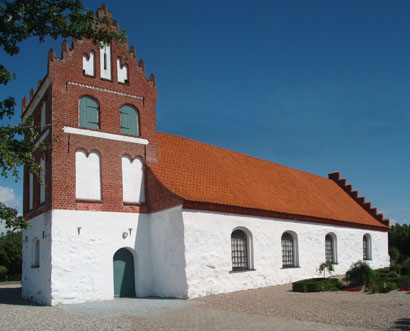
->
[393,317,410,330]
[0,287,39,306]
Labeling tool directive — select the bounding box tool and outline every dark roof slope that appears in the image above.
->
[149,132,388,230]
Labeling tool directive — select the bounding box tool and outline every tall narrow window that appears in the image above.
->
[32,238,40,267]
[40,157,45,204]
[282,231,298,267]
[363,234,371,260]
[120,105,139,136]
[79,96,99,129]
[40,103,46,131]
[325,234,336,263]
[29,172,33,210]
[231,230,248,271]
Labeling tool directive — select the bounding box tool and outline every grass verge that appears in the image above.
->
[0,281,21,285]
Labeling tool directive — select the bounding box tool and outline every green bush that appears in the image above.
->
[386,271,400,279]
[292,278,341,292]
[400,265,410,276]
[390,265,401,274]
[389,246,400,263]
[0,266,8,276]
[0,231,22,281]
[345,261,375,286]
[372,281,397,293]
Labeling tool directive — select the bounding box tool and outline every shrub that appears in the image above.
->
[386,271,400,278]
[400,265,410,276]
[390,265,401,274]
[0,266,8,276]
[292,278,341,292]
[345,261,375,286]
[318,261,334,278]
[372,281,397,293]
[389,246,400,263]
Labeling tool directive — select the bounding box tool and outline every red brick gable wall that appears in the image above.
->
[22,7,177,218]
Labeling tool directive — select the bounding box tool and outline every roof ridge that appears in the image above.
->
[157,131,330,182]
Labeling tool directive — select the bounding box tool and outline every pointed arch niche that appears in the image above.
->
[122,156,144,204]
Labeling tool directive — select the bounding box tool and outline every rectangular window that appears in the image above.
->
[282,235,294,267]
[29,173,33,210]
[40,158,45,204]
[231,230,248,270]
[40,103,46,131]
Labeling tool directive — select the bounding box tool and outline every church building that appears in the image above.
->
[21,5,390,305]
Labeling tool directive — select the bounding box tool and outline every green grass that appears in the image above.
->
[0,280,21,285]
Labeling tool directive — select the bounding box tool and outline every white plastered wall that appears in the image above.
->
[50,209,153,305]
[22,211,52,305]
[122,156,144,203]
[182,209,390,298]
[75,150,101,200]
[149,205,188,298]
[24,206,187,305]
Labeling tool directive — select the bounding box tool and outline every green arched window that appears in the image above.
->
[121,105,139,136]
[79,96,99,129]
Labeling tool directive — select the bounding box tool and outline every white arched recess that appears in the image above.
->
[121,156,144,203]
[75,150,101,200]
[231,226,254,270]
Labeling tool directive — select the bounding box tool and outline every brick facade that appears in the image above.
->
[23,6,181,219]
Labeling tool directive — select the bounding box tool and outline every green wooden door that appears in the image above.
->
[113,248,136,298]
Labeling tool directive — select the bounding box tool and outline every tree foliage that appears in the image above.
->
[318,260,334,278]
[345,261,375,286]
[389,223,410,263]
[0,231,22,280]
[0,0,126,230]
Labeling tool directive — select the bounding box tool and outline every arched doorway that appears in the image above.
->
[113,248,136,298]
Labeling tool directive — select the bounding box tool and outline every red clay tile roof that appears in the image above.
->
[150,132,387,230]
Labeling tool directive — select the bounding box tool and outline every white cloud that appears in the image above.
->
[0,186,21,209]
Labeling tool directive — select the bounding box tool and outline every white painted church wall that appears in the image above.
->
[22,206,389,305]
[182,209,390,298]
[22,211,52,305]
[49,209,153,305]
[149,206,188,298]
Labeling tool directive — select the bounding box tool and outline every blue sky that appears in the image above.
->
[1,0,409,228]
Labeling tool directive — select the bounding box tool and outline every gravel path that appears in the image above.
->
[0,286,176,331]
[1,284,409,330]
[58,297,199,318]
[196,283,410,330]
